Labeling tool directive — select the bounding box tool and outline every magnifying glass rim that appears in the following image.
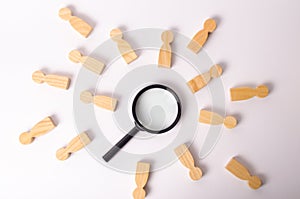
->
[132,84,181,134]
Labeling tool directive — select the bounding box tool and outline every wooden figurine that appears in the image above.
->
[187,18,216,53]
[158,30,174,68]
[226,157,262,189]
[199,110,237,129]
[80,90,117,111]
[58,7,93,38]
[68,49,105,75]
[56,132,91,161]
[230,85,269,101]
[187,64,222,93]
[174,144,202,181]
[133,162,150,199]
[19,117,56,145]
[110,28,138,64]
[32,70,70,90]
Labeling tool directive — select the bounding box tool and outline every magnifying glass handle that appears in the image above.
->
[103,127,139,162]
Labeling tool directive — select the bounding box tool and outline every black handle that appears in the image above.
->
[102,126,139,162]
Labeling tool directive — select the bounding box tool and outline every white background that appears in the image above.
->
[1,0,300,198]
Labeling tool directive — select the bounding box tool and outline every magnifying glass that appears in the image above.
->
[103,84,181,162]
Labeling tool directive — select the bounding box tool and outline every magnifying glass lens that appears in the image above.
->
[134,88,179,131]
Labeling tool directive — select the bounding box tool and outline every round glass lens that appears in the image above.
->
[134,88,179,131]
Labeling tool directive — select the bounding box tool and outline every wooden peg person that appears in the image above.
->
[80,90,117,111]
[174,144,202,181]
[19,117,56,145]
[133,162,150,199]
[187,18,216,53]
[226,157,262,189]
[230,85,269,101]
[32,70,70,90]
[58,7,93,38]
[158,30,174,68]
[110,28,138,64]
[56,132,91,161]
[199,110,237,129]
[187,64,222,93]
[68,49,105,75]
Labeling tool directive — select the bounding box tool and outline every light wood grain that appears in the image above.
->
[226,157,262,189]
[174,144,202,181]
[59,7,93,38]
[32,70,70,90]
[56,132,91,161]
[187,18,216,53]
[158,30,174,68]
[230,85,269,101]
[68,49,105,75]
[133,162,150,199]
[80,90,117,111]
[199,110,237,129]
[187,64,222,93]
[110,28,138,64]
[19,117,56,145]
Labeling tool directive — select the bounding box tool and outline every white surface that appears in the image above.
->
[1,0,300,198]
